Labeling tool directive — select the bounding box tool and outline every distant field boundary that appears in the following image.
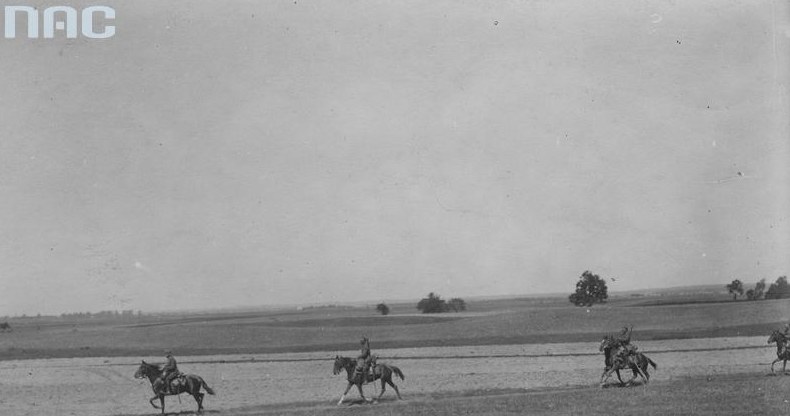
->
[625,299,768,307]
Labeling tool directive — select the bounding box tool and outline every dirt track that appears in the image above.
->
[0,336,775,415]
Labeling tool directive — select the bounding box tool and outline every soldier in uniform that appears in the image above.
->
[780,323,790,355]
[158,350,180,394]
[355,337,374,381]
[615,326,637,358]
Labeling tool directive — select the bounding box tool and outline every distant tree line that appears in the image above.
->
[728,276,789,301]
[60,310,143,319]
[416,292,467,313]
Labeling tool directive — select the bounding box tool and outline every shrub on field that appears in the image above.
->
[568,271,608,307]
[416,293,467,313]
[448,298,467,312]
[376,303,390,315]
[417,292,449,313]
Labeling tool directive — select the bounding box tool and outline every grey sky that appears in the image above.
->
[1,0,788,315]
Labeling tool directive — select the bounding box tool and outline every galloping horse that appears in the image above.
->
[134,360,215,414]
[767,330,790,374]
[599,335,657,387]
[599,335,626,385]
[333,355,404,405]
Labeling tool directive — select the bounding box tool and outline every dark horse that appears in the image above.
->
[0,322,11,332]
[333,355,404,405]
[134,360,216,414]
[599,335,657,387]
[767,330,790,374]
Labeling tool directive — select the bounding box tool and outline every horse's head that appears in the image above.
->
[134,360,159,379]
[332,355,344,375]
[769,330,783,345]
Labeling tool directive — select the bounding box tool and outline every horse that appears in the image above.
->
[333,355,404,405]
[767,330,790,374]
[599,335,625,385]
[599,335,657,387]
[0,322,11,332]
[134,360,215,414]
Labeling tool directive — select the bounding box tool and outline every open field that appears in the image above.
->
[3,292,790,415]
[2,293,790,360]
[226,373,790,416]
[0,337,787,415]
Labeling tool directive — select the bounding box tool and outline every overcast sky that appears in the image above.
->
[1,0,788,315]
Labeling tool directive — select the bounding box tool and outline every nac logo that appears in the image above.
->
[4,5,115,39]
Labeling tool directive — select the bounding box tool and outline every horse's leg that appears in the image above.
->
[784,359,788,375]
[771,358,781,375]
[337,382,353,405]
[193,391,204,413]
[149,396,161,409]
[357,382,370,402]
[615,369,624,385]
[600,368,614,387]
[378,378,387,399]
[625,365,639,385]
[388,378,402,399]
[635,363,649,385]
[642,361,650,382]
[160,394,165,414]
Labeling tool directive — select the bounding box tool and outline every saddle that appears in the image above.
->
[354,363,380,384]
[161,374,186,394]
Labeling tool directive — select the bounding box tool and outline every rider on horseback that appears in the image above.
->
[615,326,637,359]
[780,323,790,355]
[355,337,374,381]
[158,350,180,394]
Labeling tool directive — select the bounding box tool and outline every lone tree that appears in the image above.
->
[375,303,390,316]
[569,271,608,307]
[447,298,467,312]
[417,292,448,313]
[726,279,744,300]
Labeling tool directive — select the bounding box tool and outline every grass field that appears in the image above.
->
[4,288,790,415]
[184,372,790,416]
[1,289,789,360]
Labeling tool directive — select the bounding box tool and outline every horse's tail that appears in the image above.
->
[390,365,405,380]
[200,377,216,395]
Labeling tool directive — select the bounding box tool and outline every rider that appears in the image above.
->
[615,326,637,358]
[158,350,180,394]
[781,323,790,354]
[355,337,374,381]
